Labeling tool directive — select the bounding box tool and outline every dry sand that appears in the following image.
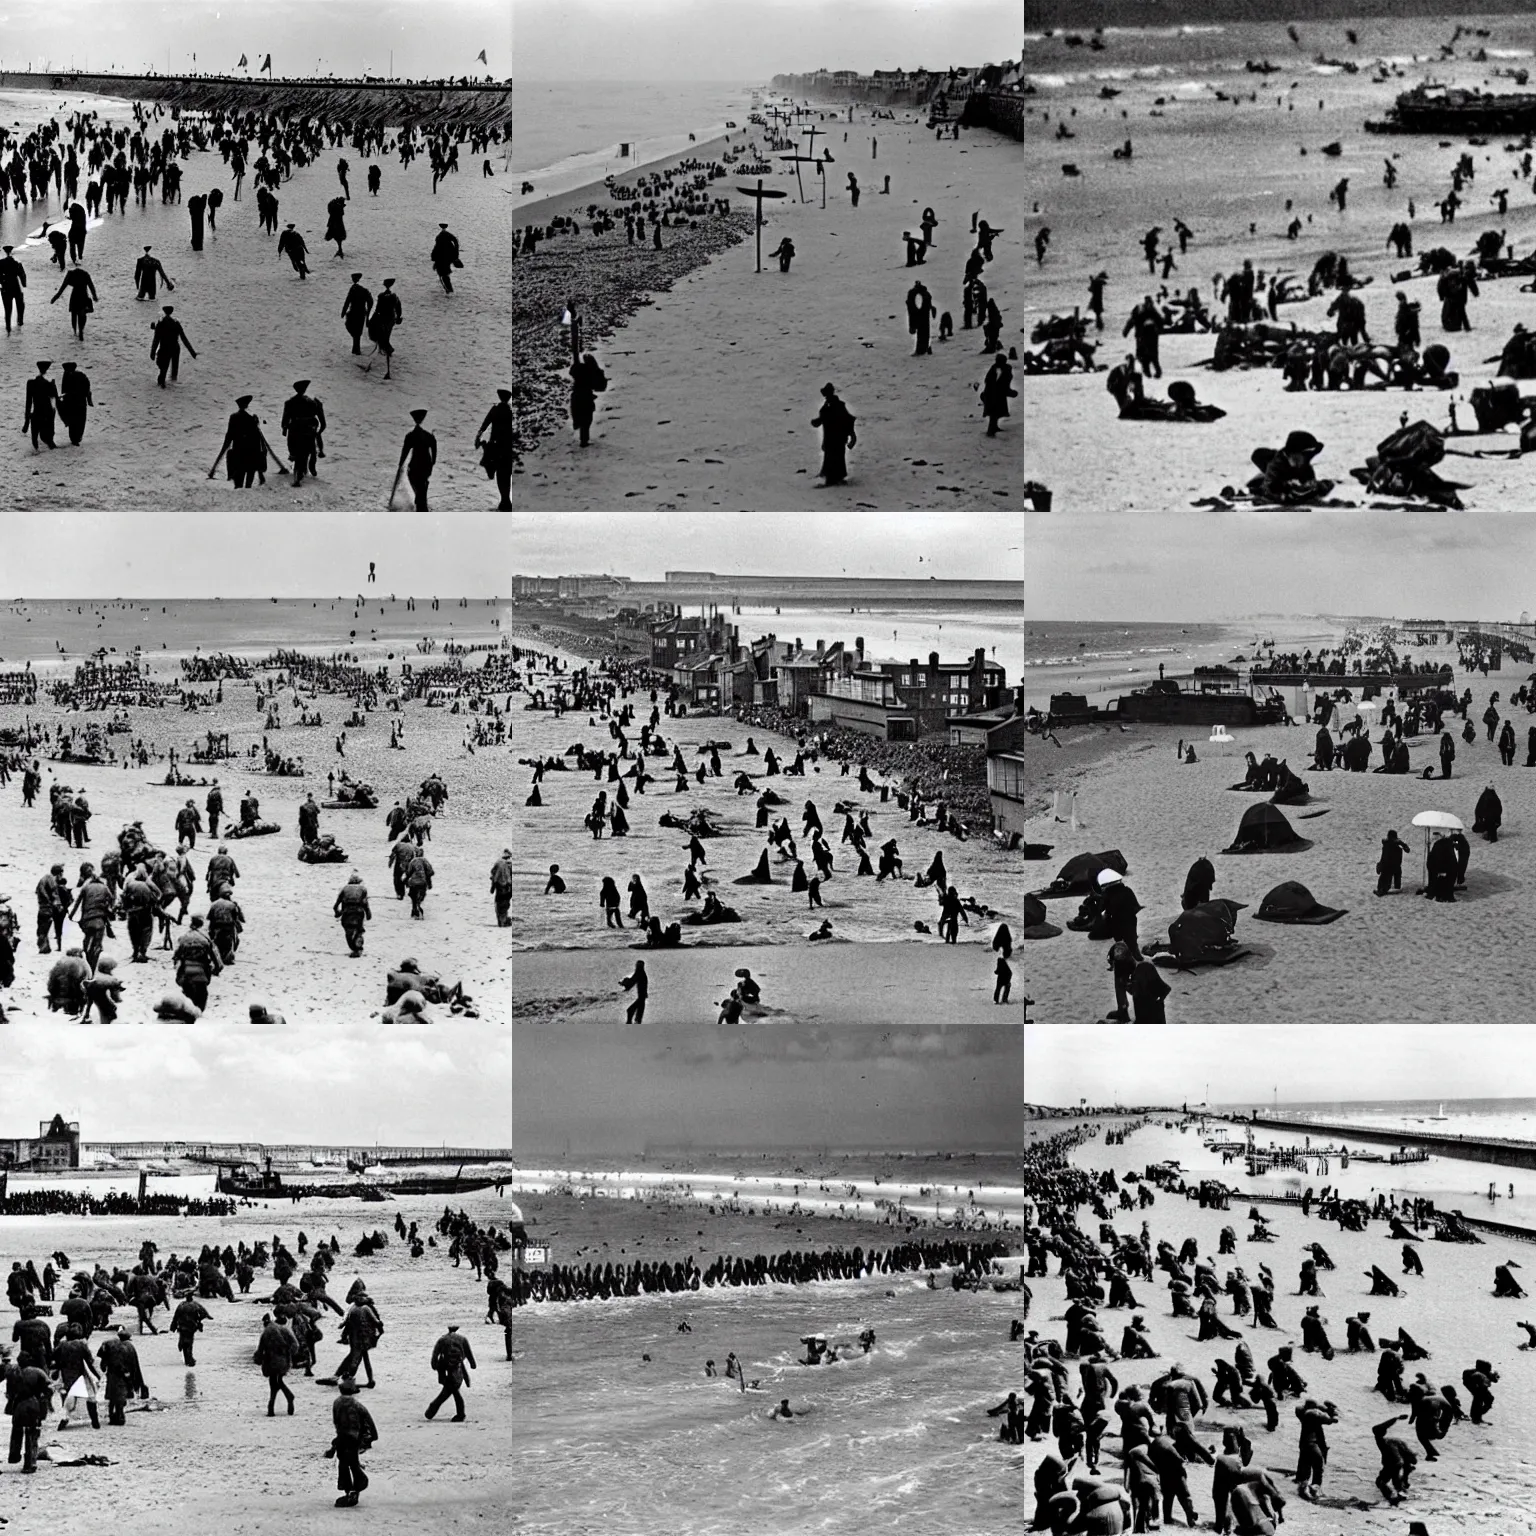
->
[0,638,511,1029]
[0,1189,514,1533]
[1023,639,1536,1022]
[0,96,512,511]
[513,111,1022,509]
[1022,1115,1536,1532]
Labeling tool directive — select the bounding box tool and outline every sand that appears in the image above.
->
[0,628,512,1032]
[0,98,511,511]
[513,110,1023,509]
[513,1184,1024,1536]
[1022,609,1536,1022]
[1022,1115,1536,1532]
[1025,41,1536,520]
[0,1188,514,1533]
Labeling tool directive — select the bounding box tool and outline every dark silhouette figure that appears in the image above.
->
[281,381,326,486]
[134,246,173,300]
[768,237,795,273]
[475,389,516,509]
[66,201,88,263]
[907,280,934,355]
[51,268,97,340]
[22,360,58,449]
[981,357,1017,436]
[187,193,207,251]
[150,306,197,386]
[367,279,401,378]
[342,273,373,354]
[397,409,437,509]
[277,223,310,279]
[0,245,25,332]
[812,382,856,485]
[570,353,607,446]
[430,224,462,293]
[57,361,92,445]
[325,197,347,258]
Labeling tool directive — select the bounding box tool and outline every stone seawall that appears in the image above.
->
[961,90,1025,143]
[0,71,511,130]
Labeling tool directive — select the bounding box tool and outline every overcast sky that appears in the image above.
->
[513,0,1021,81]
[0,0,508,78]
[1026,1025,1536,1108]
[4,513,508,599]
[0,1023,511,1144]
[513,512,1023,581]
[1029,513,1536,623]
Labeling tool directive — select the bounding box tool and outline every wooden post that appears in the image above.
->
[735,179,787,271]
[779,152,816,204]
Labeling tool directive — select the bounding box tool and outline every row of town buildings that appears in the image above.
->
[768,61,1027,106]
[0,1115,81,1171]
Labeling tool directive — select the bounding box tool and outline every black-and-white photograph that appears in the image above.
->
[1025,1023,1536,1532]
[0,1,511,509]
[511,0,1023,508]
[507,510,1024,1531]
[0,512,514,1527]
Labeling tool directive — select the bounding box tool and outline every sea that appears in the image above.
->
[1072,1098,1536,1231]
[1023,14,1536,94]
[512,79,769,207]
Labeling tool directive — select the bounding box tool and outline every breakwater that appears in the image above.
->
[961,90,1025,142]
[0,72,511,131]
[1231,1114,1536,1171]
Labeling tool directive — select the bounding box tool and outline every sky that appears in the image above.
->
[0,0,509,79]
[1028,513,1536,623]
[513,511,1024,581]
[512,0,1022,81]
[0,1023,512,1144]
[1026,1025,1536,1108]
[4,513,509,599]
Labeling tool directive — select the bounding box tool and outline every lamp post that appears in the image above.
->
[735,179,787,271]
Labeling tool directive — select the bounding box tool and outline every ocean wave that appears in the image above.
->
[1488,49,1535,60]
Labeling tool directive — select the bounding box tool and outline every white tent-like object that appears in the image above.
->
[1411,809,1464,892]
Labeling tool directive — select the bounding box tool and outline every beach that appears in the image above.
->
[0,598,513,1032]
[512,1170,1024,1536]
[0,1187,515,1533]
[1022,1110,1536,1533]
[0,90,511,511]
[512,106,1022,508]
[1025,15,1536,521]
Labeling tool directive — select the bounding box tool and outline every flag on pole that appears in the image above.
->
[238,54,248,68]
[261,52,272,75]
[476,50,488,66]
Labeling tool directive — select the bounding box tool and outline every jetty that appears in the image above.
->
[0,71,511,131]
[1230,1113,1536,1171]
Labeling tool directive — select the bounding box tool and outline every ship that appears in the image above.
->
[1367,82,1536,136]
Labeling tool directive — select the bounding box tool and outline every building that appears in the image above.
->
[947,702,1020,748]
[649,609,733,671]
[0,1114,81,1170]
[809,667,916,739]
[511,574,630,600]
[873,650,1008,735]
[987,745,1028,840]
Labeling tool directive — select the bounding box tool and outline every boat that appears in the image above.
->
[216,1158,284,1196]
[382,1163,502,1196]
[1367,82,1536,136]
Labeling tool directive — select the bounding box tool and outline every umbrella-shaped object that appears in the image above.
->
[1411,809,1464,889]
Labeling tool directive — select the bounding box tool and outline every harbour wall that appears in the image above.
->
[1224,1115,1536,1171]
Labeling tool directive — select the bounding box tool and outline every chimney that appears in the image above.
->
[815,639,823,656]
[796,637,803,652]
[855,636,864,661]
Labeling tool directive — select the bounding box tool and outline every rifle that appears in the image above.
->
[387,459,405,509]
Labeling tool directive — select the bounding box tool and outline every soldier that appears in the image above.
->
[328,1374,378,1507]
[430,222,462,293]
[22,359,58,450]
[424,1324,476,1421]
[490,848,513,926]
[254,1311,297,1415]
[96,1325,144,1426]
[395,409,436,509]
[334,872,372,955]
[175,797,202,848]
[5,1348,52,1470]
[341,272,373,355]
[206,780,224,836]
[67,866,113,973]
[299,793,321,844]
[150,305,197,387]
[57,360,92,445]
[50,264,97,340]
[277,222,310,279]
[0,244,26,333]
[337,1292,383,1386]
[367,277,401,379]
[171,1294,211,1366]
[36,861,68,952]
[204,842,238,898]
[121,864,159,963]
[405,846,435,919]
[210,395,265,487]
[207,884,244,965]
[388,834,415,900]
[281,380,325,486]
[171,914,222,1010]
[133,245,174,300]
[475,388,515,509]
[54,1322,101,1431]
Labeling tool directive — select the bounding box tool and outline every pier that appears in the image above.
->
[1229,1114,1536,1171]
